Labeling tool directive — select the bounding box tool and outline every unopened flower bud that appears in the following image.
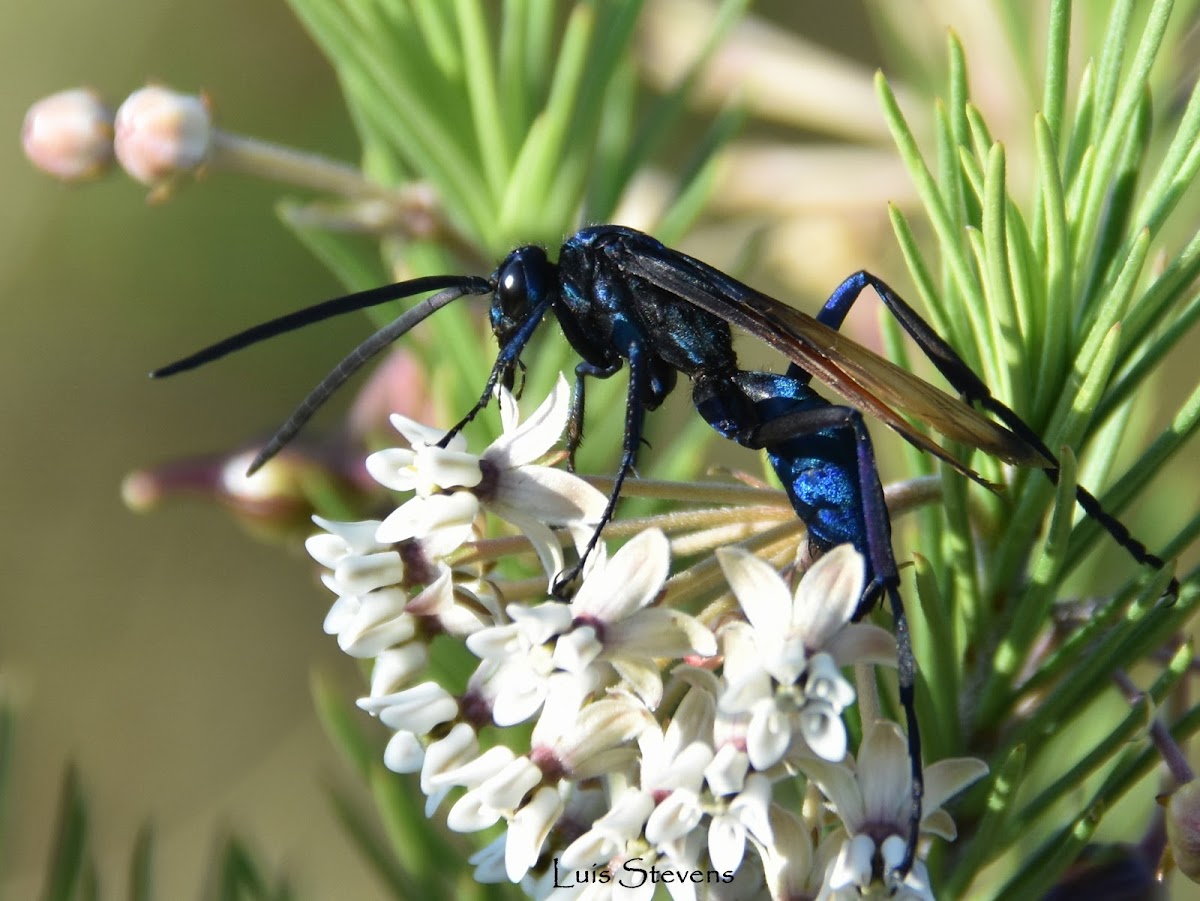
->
[1168,780,1200,881]
[22,88,114,181]
[114,86,213,187]
[122,446,367,541]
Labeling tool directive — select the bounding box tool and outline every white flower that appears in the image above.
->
[324,586,414,658]
[370,375,607,583]
[560,788,656,870]
[507,785,567,882]
[718,543,894,681]
[358,680,458,735]
[465,529,714,726]
[530,676,652,780]
[750,804,815,901]
[706,773,774,875]
[716,544,895,768]
[420,723,480,815]
[463,646,559,727]
[553,529,717,708]
[374,490,481,548]
[805,720,988,900]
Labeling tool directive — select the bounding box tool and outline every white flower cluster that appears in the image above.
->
[307,376,986,900]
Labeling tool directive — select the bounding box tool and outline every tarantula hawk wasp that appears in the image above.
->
[154,224,1177,875]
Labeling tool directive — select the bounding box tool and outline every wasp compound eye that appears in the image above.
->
[497,258,528,319]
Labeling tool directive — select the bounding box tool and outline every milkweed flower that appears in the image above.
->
[715,543,897,767]
[368,374,607,583]
[300,376,982,899]
[468,528,718,716]
[804,720,989,900]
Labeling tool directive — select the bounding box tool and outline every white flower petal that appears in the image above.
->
[337,592,415,658]
[754,805,813,901]
[421,723,479,795]
[364,446,420,492]
[718,621,761,687]
[606,608,716,660]
[922,756,989,815]
[883,838,934,901]
[827,622,897,668]
[645,788,704,845]
[490,466,607,524]
[571,529,670,621]
[364,681,458,734]
[746,705,792,770]
[663,686,717,754]
[419,445,484,490]
[800,700,848,762]
[467,834,508,883]
[447,786,504,832]
[705,743,750,796]
[332,550,405,594]
[762,635,808,687]
[707,814,747,875]
[554,625,603,673]
[388,413,465,450]
[719,670,772,716]
[511,601,574,646]
[436,744,515,791]
[921,809,957,841]
[798,759,866,832]
[307,517,386,563]
[375,491,480,544]
[554,695,652,772]
[489,657,554,727]
[466,623,525,661]
[322,590,359,635]
[507,786,565,882]
[502,511,566,587]
[382,730,424,773]
[715,547,793,637]
[650,741,715,793]
[610,657,663,709]
[480,757,543,810]
[730,774,775,846]
[488,373,571,468]
[858,721,913,825]
[561,790,655,869]
[791,544,865,650]
[828,833,874,891]
[369,644,428,696]
[805,653,856,712]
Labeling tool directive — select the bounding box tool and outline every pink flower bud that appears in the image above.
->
[113,86,213,186]
[22,88,114,181]
[121,444,370,540]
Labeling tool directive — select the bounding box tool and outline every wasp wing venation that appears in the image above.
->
[621,249,1042,483]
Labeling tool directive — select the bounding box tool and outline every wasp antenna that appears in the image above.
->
[245,284,479,474]
[151,274,491,378]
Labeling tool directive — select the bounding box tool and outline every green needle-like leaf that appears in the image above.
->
[128,825,155,901]
[41,767,90,901]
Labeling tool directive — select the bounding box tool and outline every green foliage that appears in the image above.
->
[875,0,1200,895]
[282,0,746,485]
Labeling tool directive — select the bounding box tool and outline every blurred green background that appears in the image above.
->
[5,0,1199,898]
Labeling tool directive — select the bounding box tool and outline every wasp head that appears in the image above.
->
[489,245,555,351]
